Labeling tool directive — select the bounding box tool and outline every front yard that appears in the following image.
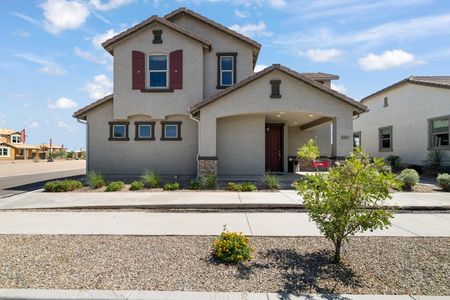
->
[0,235,448,295]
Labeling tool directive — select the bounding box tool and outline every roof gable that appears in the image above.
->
[190,64,367,113]
[102,16,211,54]
[73,94,113,119]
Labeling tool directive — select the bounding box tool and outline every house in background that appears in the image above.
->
[0,128,39,160]
[353,76,450,166]
[73,7,367,179]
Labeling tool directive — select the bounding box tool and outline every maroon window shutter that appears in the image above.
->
[132,51,145,90]
[170,50,183,90]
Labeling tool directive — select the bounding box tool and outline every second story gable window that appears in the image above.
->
[148,55,168,88]
[217,53,237,88]
[11,134,21,143]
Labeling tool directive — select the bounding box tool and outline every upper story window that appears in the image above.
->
[429,116,449,149]
[217,53,237,89]
[379,126,393,152]
[148,55,168,88]
[383,97,389,107]
[11,134,21,143]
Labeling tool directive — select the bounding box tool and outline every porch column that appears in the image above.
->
[198,113,217,176]
[331,113,353,158]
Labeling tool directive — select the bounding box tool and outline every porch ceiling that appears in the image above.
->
[264,111,331,128]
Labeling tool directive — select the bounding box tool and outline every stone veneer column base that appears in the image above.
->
[198,157,218,177]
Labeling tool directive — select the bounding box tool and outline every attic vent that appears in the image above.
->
[270,80,281,98]
[384,97,388,107]
[153,30,162,44]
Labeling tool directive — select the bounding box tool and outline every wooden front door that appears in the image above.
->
[265,125,283,172]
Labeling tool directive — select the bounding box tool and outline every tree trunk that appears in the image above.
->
[333,239,342,263]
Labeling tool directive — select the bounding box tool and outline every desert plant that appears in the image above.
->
[87,171,106,189]
[437,173,450,192]
[129,180,145,191]
[297,139,319,161]
[225,182,257,192]
[199,172,217,190]
[141,170,160,188]
[385,155,401,172]
[44,180,83,192]
[190,179,201,190]
[163,182,181,191]
[263,173,281,190]
[213,227,253,264]
[396,168,420,191]
[105,181,125,192]
[425,150,449,174]
[296,145,402,263]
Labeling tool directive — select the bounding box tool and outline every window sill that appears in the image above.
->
[141,88,174,93]
[135,137,155,141]
[160,137,182,141]
[109,137,130,141]
[270,94,282,99]
[379,149,393,152]
[216,85,232,89]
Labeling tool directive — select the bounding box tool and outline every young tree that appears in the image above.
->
[295,139,402,263]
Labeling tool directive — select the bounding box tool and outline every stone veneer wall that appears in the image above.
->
[198,157,218,176]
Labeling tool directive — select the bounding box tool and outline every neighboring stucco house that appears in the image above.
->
[73,7,366,178]
[353,76,450,165]
[0,128,38,160]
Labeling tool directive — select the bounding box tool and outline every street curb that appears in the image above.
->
[0,289,448,300]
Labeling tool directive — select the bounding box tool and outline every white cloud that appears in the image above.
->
[48,97,78,109]
[303,48,344,62]
[254,64,268,72]
[74,47,109,64]
[89,0,133,11]
[15,53,66,76]
[358,49,423,71]
[56,121,74,132]
[234,9,249,18]
[12,30,30,38]
[229,21,272,38]
[331,83,346,94]
[84,74,113,99]
[92,29,119,48]
[12,12,41,27]
[41,0,90,34]
[267,0,286,8]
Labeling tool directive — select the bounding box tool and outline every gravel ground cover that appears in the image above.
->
[0,235,448,295]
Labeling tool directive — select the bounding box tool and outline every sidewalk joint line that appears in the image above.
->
[237,192,242,203]
[244,213,253,235]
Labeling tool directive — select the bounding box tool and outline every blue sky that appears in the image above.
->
[1,0,450,150]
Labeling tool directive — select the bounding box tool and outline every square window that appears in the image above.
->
[135,122,155,140]
[161,122,181,140]
[113,125,126,138]
[109,122,129,141]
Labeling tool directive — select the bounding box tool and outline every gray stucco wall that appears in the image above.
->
[354,84,450,165]
[171,15,255,98]
[217,114,265,175]
[288,123,332,157]
[86,101,198,177]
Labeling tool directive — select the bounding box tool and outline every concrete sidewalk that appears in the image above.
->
[0,190,449,210]
[0,289,448,300]
[0,211,449,236]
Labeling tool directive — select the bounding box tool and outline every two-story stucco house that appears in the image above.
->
[73,8,367,179]
[353,76,450,166]
[0,128,38,160]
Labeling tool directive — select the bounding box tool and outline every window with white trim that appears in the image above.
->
[220,56,234,87]
[148,54,168,88]
[161,122,181,141]
[11,134,21,143]
[134,122,155,140]
[429,116,449,149]
[0,147,10,157]
[113,125,126,138]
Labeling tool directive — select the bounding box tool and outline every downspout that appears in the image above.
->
[189,109,200,177]
[76,118,88,174]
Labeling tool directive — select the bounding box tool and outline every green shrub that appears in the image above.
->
[397,169,420,191]
[163,182,180,191]
[263,173,281,190]
[87,171,106,189]
[213,229,253,264]
[225,182,257,191]
[425,150,449,175]
[141,170,160,188]
[105,181,125,192]
[129,180,145,191]
[199,172,217,190]
[190,179,201,190]
[44,180,83,192]
[437,173,450,192]
[385,155,401,171]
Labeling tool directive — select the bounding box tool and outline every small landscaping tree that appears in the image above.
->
[295,140,402,263]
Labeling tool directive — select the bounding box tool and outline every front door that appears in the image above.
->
[265,125,283,172]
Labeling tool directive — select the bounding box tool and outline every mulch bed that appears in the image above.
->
[0,235,448,295]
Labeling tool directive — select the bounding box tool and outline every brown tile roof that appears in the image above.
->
[300,72,339,80]
[0,128,19,135]
[73,94,113,119]
[164,7,261,61]
[362,76,450,102]
[102,16,211,54]
[7,143,39,150]
[190,64,367,113]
